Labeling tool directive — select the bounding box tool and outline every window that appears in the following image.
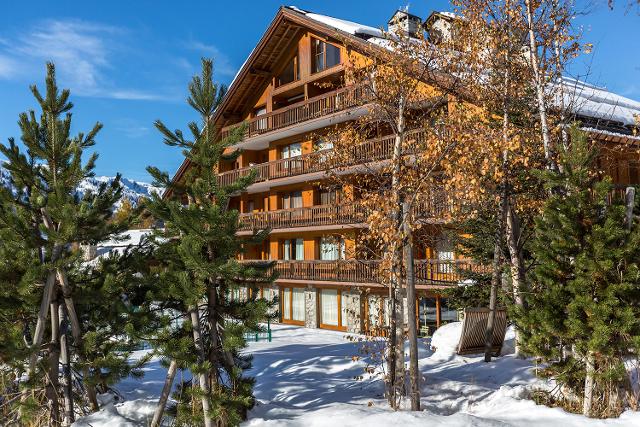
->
[319,289,349,329]
[440,298,458,323]
[314,138,333,152]
[280,142,302,159]
[318,187,341,205]
[367,295,389,331]
[282,287,305,323]
[282,238,304,260]
[277,55,299,87]
[436,236,454,273]
[254,106,267,131]
[282,191,303,209]
[418,297,437,331]
[312,38,341,73]
[319,236,345,261]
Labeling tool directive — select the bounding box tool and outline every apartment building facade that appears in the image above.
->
[168,6,640,335]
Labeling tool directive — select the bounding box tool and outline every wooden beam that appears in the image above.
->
[249,67,271,77]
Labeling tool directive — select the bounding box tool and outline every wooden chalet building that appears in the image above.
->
[167,6,640,334]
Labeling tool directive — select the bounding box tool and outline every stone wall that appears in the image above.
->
[304,286,317,328]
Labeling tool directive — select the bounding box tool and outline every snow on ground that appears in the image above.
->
[73,323,640,426]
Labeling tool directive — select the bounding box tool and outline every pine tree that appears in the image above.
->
[0,63,150,425]
[144,58,276,427]
[518,126,640,417]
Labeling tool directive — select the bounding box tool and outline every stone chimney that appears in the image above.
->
[387,9,423,38]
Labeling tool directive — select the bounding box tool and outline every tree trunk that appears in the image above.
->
[524,0,552,163]
[392,270,405,408]
[583,351,595,417]
[403,201,420,411]
[59,304,74,426]
[27,270,57,379]
[387,267,398,408]
[387,93,406,409]
[151,359,178,427]
[47,297,61,425]
[189,306,213,427]
[485,195,507,363]
[56,268,99,411]
[505,202,525,358]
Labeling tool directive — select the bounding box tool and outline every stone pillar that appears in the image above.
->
[345,290,363,334]
[304,286,317,329]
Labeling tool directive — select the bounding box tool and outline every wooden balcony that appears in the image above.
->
[238,204,367,232]
[217,130,422,187]
[220,85,368,140]
[238,188,452,233]
[241,259,484,286]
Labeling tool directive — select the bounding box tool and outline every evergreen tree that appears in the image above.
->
[0,63,150,425]
[144,58,276,427]
[518,126,640,417]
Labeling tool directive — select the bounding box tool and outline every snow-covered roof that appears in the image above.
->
[84,229,153,267]
[287,7,640,130]
[560,78,640,127]
[224,6,640,145]
[286,6,384,39]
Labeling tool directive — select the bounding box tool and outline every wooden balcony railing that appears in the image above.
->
[220,85,368,140]
[238,188,452,232]
[217,129,425,187]
[241,259,484,286]
[238,203,367,231]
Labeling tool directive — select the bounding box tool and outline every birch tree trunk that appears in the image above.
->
[388,94,407,409]
[189,307,213,427]
[151,359,178,427]
[524,0,552,163]
[403,200,420,411]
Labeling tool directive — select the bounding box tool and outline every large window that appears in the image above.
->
[277,55,299,87]
[367,295,389,333]
[281,191,303,209]
[319,289,349,330]
[318,187,341,205]
[436,236,454,273]
[282,238,304,260]
[312,38,341,73]
[319,236,345,261]
[280,142,302,159]
[282,287,305,323]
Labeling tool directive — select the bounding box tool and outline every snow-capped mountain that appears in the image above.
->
[77,176,164,209]
[0,166,163,210]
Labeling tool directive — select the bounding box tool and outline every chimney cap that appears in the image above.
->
[387,9,422,25]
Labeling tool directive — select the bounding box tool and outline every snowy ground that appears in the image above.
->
[73,323,640,426]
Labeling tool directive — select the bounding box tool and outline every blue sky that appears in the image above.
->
[1,1,638,182]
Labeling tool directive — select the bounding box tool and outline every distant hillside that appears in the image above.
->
[0,167,163,210]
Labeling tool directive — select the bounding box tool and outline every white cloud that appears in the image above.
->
[0,19,168,101]
[0,54,18,78]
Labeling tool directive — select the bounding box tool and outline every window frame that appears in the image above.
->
[311,37,341,74]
